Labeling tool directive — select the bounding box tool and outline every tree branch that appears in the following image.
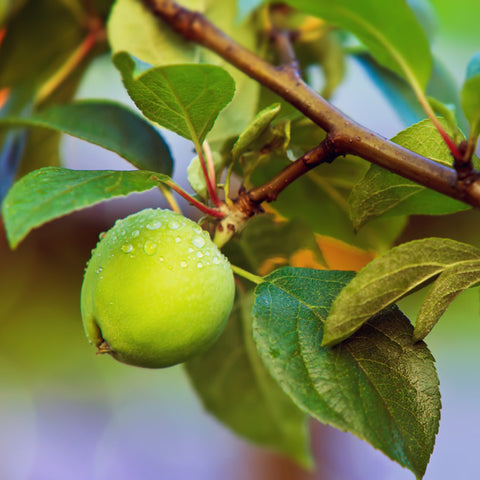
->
[141,0,480,210]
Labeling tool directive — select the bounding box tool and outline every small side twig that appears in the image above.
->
[269,28,301,77]
[246,138,337,205]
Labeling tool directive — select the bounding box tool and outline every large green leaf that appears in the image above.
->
[461,51,480,138]
[349,119,468,229]
[186,290,311,466]
[323,238,480,346]
[253,268,440,479]
[0,101,173,174]
[113,52,235,145]
[285,0,432,91]
[1,167,170,248]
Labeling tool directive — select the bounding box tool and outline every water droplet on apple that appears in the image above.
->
[146,221,162,230]
[144,241,157,255]
[121,243,133,253]
[192,236,205,248]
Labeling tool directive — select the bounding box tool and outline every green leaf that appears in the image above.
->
[186,290,312,466]
[1,167,170,248]
[461,51,480,138]
[231,103,281,162]
[323,238,480,346]
[349,119,468,230]
[113,52,236,145]
[0,101,173,174]
[253,267,440,479]
[414,262,480,341]
[238,119,291,183]
[285,0,432,91]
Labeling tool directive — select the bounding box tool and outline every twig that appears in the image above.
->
[247,138,336,204]
[141,0,480,210]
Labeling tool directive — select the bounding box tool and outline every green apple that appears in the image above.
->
[81,208,235,368]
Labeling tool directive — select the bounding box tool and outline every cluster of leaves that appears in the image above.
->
[1,0,480,479]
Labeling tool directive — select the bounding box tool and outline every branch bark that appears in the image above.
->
[141,0,480,210]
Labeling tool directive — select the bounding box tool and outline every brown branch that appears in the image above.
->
[247,138,337,204]
[141,0,480,210]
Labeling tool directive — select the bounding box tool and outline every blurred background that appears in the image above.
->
[1,0,479,478]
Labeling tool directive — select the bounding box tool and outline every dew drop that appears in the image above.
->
[188,248,194,253]
[197,262,203,269]
[193,226,202,234]
[144,241,157,255]
[168,220,180,230]
[180,261,188,268]
[196,251,203,258]
[192,236,205,248]
[146,220,162,230]
[212,256,220,265]
[121,243,133,253]
[175,237,182,243]
[95,267,103,274]
[158,256,165,262]
[98,231,107,240]
[132,230,140,238]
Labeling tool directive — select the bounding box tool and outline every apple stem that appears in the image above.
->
[231,264,263,285]
[158,183,182,214]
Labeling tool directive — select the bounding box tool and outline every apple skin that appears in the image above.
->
[81,208,235,368]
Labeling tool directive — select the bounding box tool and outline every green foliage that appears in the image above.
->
[1,0,479,478]
[253,268,440,479]
[349,119,469,229]
[323,238,480,346]
[1,167,170,248]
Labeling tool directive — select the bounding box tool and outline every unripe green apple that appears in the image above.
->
[81,208,235,368]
